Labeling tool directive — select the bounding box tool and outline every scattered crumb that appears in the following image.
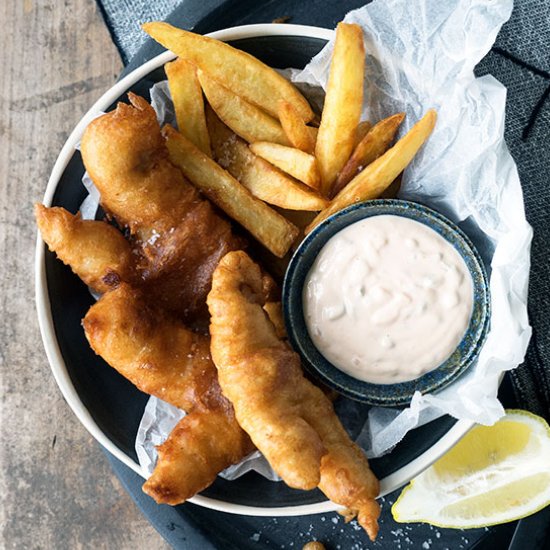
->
[272,15,291,23]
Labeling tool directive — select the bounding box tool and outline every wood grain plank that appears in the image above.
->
[0,1,168,547]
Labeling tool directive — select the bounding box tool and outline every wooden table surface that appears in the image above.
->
[0,2,168,547]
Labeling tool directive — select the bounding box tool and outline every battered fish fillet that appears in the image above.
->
[80,93,197,235]
[35,204,134,293]
[80,93,241,323]
[207,251,380,540]
[83,284,216,411]
[143,405,252,503]
[83,283,253,502]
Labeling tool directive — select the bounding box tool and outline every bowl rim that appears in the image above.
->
[34,22,474,517]
[283,199,490,406]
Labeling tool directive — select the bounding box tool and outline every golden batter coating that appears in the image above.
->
[39,93,378,528]
[34,204,133,293]
[36,96,260,505]
[143,407,253,504]
[80,93,198,235]
[83,284,216,412]
[207,251,380,540]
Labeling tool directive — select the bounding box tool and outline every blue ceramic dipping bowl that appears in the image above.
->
[283,199,491,407]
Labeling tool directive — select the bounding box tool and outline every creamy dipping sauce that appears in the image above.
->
[303,215,473,384]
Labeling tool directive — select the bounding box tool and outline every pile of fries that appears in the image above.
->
[144,21,436,258]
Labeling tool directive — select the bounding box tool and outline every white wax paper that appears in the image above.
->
[81,0,532,477]
[293,0,532,457]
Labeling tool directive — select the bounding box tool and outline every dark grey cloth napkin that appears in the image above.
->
[96,0,180,64]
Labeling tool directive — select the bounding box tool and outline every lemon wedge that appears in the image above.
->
[392,410,550,528]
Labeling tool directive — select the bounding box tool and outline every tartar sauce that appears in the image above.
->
[303,215,473,384]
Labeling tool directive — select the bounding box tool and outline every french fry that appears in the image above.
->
[315,23,365,197]
[278,100,316,154]
[332,113,405,197]
[207,110,327,212]
[250,142,321,190]
[164,125,299,257]
[142,22,314,122]
[165,58,211,156]
[306,110,437,233]
[198,69,290,146]
[354,120,372,147]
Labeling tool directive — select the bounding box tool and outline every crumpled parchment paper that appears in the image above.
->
[80,0,532,477]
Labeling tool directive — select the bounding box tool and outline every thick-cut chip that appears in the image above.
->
[143,22,313,121]
[354,120,372,147]
[332,113,405,197]
[306,110,437,233]
[315,23,365,196]
[164,125,299,257]
[165,58,211,156]
[197,69,290,146]
[250,142,321,190]
[278,100,316,154]
[308,126,319,144]
[208,110,327,211]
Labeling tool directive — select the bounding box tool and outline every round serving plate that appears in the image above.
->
[35,23,474,517]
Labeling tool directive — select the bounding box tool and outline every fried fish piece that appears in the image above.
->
[207,251,380,540]
[80,93,198,236]
[34,204,134,293]
[143,406,253,503]
[83,284,215,411]
[80,93,241,323]
[83,283,253,503]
